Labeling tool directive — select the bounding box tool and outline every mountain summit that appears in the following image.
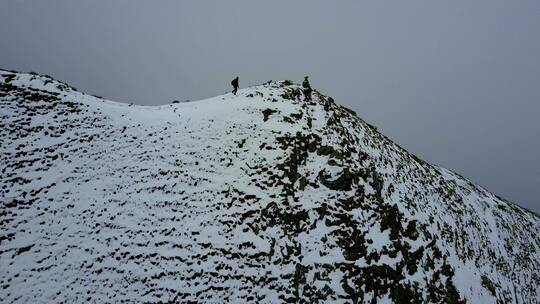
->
[1,70,538,303]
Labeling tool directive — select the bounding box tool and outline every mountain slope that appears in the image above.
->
[0,70,538,303]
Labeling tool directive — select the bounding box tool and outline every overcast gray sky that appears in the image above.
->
[1,1,539,212]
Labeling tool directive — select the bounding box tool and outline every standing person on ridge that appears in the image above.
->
[302,76,312,102]
[231,77,239,95]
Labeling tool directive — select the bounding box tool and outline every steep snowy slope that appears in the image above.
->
[0,70,538,303]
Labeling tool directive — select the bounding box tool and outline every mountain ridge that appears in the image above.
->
[1,69,538,303]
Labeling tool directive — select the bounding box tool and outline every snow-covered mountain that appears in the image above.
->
[0,70,538,303]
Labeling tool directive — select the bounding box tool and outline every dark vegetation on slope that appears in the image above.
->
[1,70,538,303]
[230,81,469,303]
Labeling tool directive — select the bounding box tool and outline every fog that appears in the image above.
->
[1,1,538,212]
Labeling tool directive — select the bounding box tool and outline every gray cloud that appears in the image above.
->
[1,0,538,212]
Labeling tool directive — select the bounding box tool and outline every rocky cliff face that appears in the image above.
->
[1,70,538,303]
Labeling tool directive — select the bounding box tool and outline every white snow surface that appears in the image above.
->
[0,70,539,303]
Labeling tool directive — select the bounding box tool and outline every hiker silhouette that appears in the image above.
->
[303,76,312,101]
[231,77,239,95]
